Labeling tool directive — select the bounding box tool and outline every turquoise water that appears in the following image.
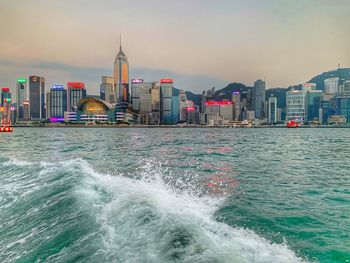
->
[0,128,349,262]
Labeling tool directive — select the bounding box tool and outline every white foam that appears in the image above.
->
[2,158,32,167]
[75,159,306,263]
[0,158,308,262]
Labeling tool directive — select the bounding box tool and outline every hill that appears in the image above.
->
[308,68,350,91]
[172,67,350,108]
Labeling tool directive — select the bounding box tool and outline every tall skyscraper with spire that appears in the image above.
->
[114,36,129,102]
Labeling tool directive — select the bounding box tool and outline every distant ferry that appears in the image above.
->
[286,120,300,128]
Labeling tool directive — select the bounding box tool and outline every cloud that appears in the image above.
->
[0,58,228,98]
[0,0,349,92]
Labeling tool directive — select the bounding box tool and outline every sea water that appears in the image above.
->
[0,128,349,262]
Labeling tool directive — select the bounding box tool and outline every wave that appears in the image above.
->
[0,158,306,262]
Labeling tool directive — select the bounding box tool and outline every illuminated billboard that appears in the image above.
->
[17,78,26,84]
[160,79,173,84]
[67,82,85,89]
[52,84,64,90]
[205,101,233,105]
[185,107,196,111]
[131,79,143,84]
[30,76,38,82]
[49,117,65,122]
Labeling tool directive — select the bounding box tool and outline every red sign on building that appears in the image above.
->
[160,79,173,84]
[67,82,85,89]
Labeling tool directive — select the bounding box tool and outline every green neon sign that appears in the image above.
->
[17,78,26,83]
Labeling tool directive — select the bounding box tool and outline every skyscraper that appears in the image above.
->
[16,78,27,121]
[268,96,277,124]
[150,82,161,124]
[179,90,187,122]
[286,90,307,122]
[253,79,266,119]
[1,88,12,126]
[1,88,11,107]
[232,91,241,121]
[29,76,45,120]
[114,37,129,102]
[67,82,86,111]
[100,76,116,103]
[307,90,323,121]
[131,79,144,110]
[160,79,173,124]
[324,77,339,94]
[48,85,67,121]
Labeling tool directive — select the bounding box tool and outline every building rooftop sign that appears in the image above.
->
[205,101,233,105]
[131,79,143,84]
[52,84,65,90]
[67,82,85,89]
[160,79,173,84]
[17,78,26,84]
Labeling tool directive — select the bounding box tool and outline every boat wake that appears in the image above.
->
[0,158,305,262]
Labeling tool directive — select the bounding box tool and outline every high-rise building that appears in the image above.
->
[342,80,350,92]
[307,90,323,121]
[150,83,160,124]
[160,79,173,124]
[302,83,317,92]
[253,79,266,119]
[179,90,187,122]
[131,81,161,124]
[204,101,233,125]
[219,101,234,121]
[114,38,129,102]
[1,88,11,107]
[232,91,241,121]
[286,90,307,122]
[139,83,152,113]
[268,96,277,124]
[0,88,12,126]
[29,76,45,120]
[331,94,350,123]
[131,79,144,110]
[48,85,67,121]
[172,96,180,124]
[324,77,339,94]
[67,82,86,112]
[23,100,30,121]
[178,91,196,124]
[16,78,27,121]
[46,92,50,119]
[100,76,116,103]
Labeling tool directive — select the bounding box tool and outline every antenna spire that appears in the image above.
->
[120,34,122,49]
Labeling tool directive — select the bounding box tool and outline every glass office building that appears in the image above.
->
[49,85,67,121]
[29,76,45,120]
[160,79,173,124]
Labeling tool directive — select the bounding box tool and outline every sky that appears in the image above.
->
[0,0,349,96]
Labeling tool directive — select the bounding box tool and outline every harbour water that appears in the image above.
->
[0,128,349,262]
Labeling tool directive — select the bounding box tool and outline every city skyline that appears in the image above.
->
[0,0,349,95]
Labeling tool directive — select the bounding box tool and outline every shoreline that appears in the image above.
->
[10,124,350,128]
